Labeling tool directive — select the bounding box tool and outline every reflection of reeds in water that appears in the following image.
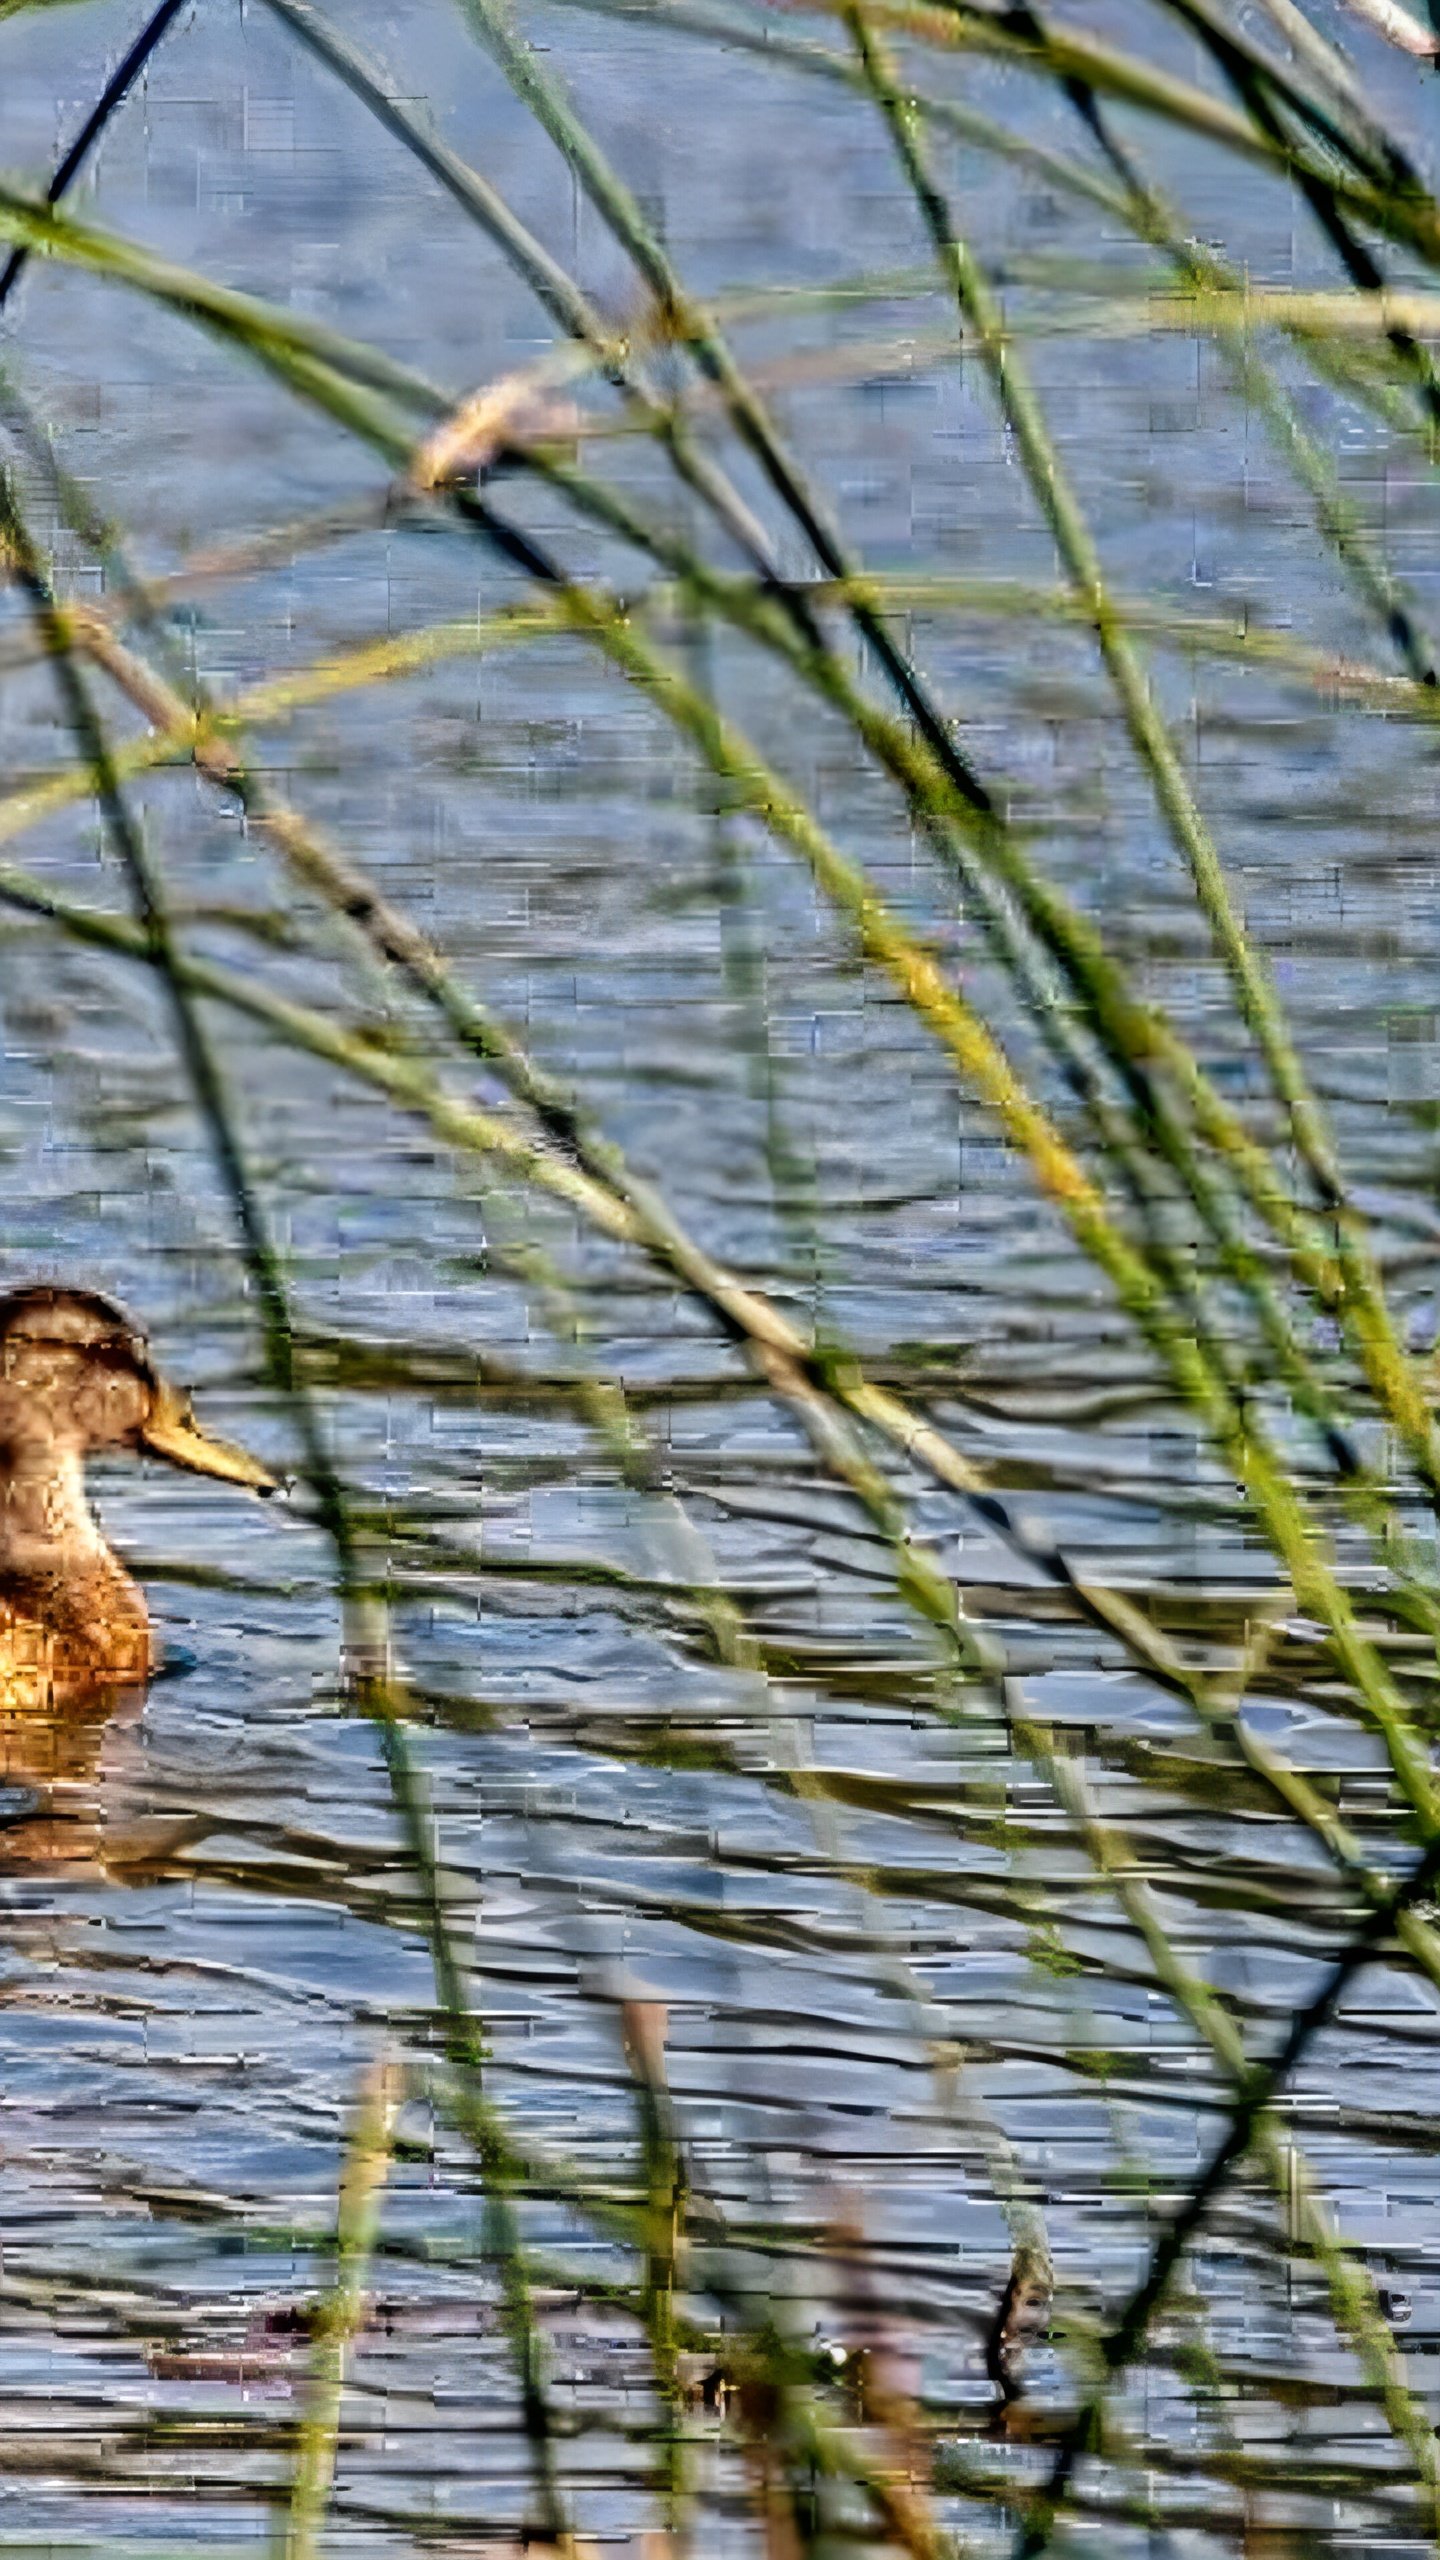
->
[4,0,1440,2545]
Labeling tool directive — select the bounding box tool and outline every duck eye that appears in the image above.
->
[89,1337,139,1374]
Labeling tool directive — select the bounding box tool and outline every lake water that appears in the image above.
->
[2,0,1440,2549]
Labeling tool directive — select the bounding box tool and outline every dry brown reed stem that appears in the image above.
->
[264,0,792,590]
[823,2196,933,2491]
[403,362,587,496]
[13,423,1430,719]
[1334,0,1436,50]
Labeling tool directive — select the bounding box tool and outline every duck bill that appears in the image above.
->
[141,1378,278,1493]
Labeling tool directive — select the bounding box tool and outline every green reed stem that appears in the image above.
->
[1037,1742,1429,2469]
[11,711,1434,2529]
[16,126,1434,1560]
[1154,0,1440,452]
[453,0,999,819]
[827,12,1406,1500]
[1010,1758,1440,2553]
[788,0,1440,263]
[1006,6,1440,689]
[14,504,1440,2498]
[27,470,1439,1587]
[618,2000,691,2540]
[841,5,1356,1240]
[537,468,1329,1317]
[0,183,437,420]
[12,502,1440,1793]
[830,0,1440,1659]
[544,0,1134,222]
[0,468,567,2550]
[279,2051,405,2560]
[672,529,829,1296]
[555,592,1440,1820]
[533,464,1440,1585]
[0,806,1422,1823]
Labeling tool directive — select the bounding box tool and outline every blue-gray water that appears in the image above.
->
[3,0,1440,2549]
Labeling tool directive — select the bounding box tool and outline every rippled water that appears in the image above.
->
[3,0,1440,2549]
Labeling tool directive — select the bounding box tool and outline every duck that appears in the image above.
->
[0,1282,276,1711]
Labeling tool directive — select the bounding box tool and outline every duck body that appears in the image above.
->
[0,1559,152,1696]
[0,1284,275,1714]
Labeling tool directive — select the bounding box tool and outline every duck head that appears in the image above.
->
[0,1285,276,1571]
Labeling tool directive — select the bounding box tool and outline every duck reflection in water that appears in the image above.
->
[0,1285,276,1869]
